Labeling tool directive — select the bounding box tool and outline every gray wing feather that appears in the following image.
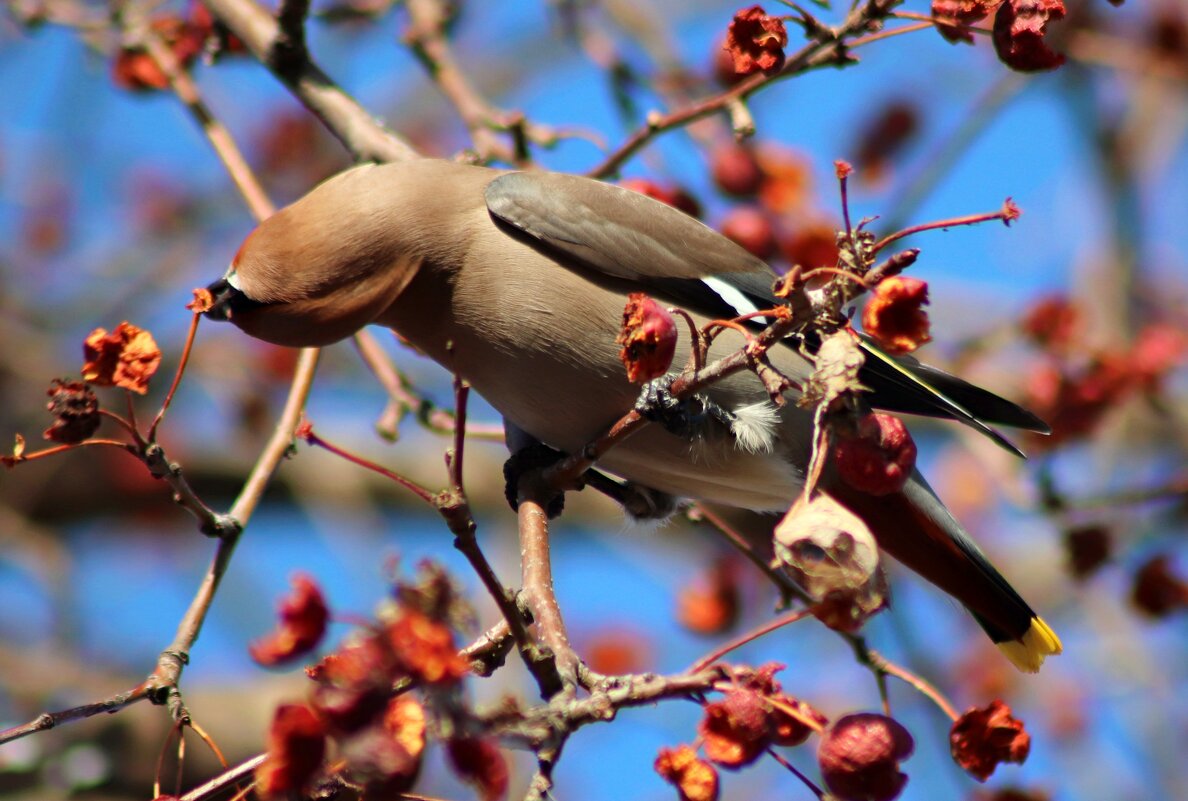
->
[486,170,1046,455]
[485,172,772,282]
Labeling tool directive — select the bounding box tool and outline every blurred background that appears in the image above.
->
[0,0,1186,799]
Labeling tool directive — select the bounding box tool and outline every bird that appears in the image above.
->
[205,158,1062,672]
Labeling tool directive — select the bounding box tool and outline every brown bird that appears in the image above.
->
[207,159,1062,672]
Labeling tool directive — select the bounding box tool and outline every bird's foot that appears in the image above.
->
[635,375,736,440]
[503,442,567,519]
[583,471,679,521]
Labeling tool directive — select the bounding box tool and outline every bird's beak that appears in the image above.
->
[205,275,268,321]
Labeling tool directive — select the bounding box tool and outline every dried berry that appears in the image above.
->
[770,695,829,747]
[1020,294,1079,350]
[711,143,765,196]
[720,207,778,261]
[931,0,997,44]
[950,700,1031,781]
[386,608,470,685]
[43,379,100,444]
[250,574,330,666]
[1130,323,1187,390]
[678,557,740,635]
[255,703,327,798]
[993,0,1067,72]
[584,628,651,674]
[81,322,162,395]
[617,293,678,384]
[310,684,387,733]
[782,224,841,271]
[700,689,772,768]
[774,494,888,633]
[862,276,932,355]
[111,15,206,92]
[1131,555,1188,618]
[384,696,427,761]
[619,178,702,218]
[307,632,391,688]
[756,147,813,213]
[724,6,788,76]
[340,725,421,797]
[187,287,215,313]
[819,713,915,801]
[655,745,720,801]
[834,413,918,497]
[1024,357,1131,447]
[1063,524,1111,580]
[447,737,509,801]
[852,101,919,185]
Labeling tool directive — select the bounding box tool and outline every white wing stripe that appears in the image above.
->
[701,276,760,317]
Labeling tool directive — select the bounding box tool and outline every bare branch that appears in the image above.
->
[589,0,903,177]
[202,0,418,163]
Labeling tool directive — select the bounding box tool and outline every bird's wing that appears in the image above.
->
[850,340,1043,457]
[855,344,1050,433]
[485,171,773,283]
[485,171,1047,452]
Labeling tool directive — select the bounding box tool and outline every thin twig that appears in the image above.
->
[153,718,184,800]
[0,682,151,745]
[882,72,1024,232]
[180,753,264,801]
[872,201,1020,254]
[848,19,933,48]
[2,438,136,469]
[189,719,229,769]
[690,608,812,673]
[492,667,726,749]
[125,390,145,448]
[301,423,437,504]
[149,309,203,441]
[229,349,321,524]
[1051,474,1188,512]
[403,0,549,163]
[142,349,320,716]
[459,618,515,676]
[142,442,235,537]
[142,31,274,220]
[877,656,960,721]
[766,747,826,799]
[97,408,141,440]
[689,504,808,607]
[589,0,903,177]
[352,330,504,441]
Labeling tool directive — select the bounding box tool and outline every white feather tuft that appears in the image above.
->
[730,401,780,454]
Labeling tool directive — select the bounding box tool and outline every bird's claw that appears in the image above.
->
[502,442,567,519]
[634,375,736,440]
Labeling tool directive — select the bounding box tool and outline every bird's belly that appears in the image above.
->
[445,332,803,512]
[384,258,804,513]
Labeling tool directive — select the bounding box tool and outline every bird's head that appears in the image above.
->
[205,163,425,348]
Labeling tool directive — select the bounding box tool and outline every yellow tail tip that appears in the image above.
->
[997,616,1063,673]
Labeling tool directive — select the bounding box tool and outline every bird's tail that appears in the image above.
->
[827,472,1062,673]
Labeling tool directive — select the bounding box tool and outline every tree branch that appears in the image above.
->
[202,0,417,163]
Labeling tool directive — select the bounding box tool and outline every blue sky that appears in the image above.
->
[1,1,1186,799]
